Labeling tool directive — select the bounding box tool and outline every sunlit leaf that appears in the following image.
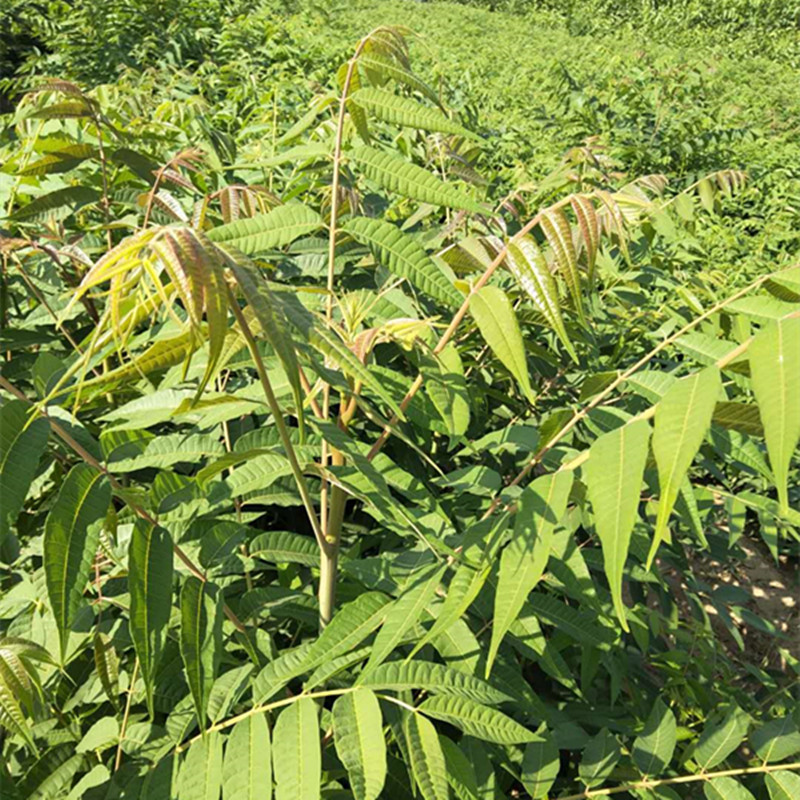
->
[585,419,651,631]
[333,688,386,800]
[273,697,320,800]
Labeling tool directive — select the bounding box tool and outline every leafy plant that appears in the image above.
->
[1,11,799,800]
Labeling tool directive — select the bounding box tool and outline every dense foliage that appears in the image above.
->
[1,3,799,799]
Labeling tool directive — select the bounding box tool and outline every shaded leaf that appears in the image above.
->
[487,470,573,675]
[44,464,110,658]
[180,578,223,729]
[632,699,677,776]
[521,730,560,799]
[0,400,50,541]
[579,728,621,788]
[129,521,173,716]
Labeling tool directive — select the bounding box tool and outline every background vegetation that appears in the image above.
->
[1,1,799,798]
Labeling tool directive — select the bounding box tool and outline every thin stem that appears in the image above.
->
[320,34,369,532]
[89,104,113,250]
[227,287,325,549]
[556,761,800,800]
[317,29,384,622]
[114,658,138,772]
[176,687,357,752]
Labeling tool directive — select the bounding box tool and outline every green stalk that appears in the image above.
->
[227,287,325,552]
[317,30,380,625]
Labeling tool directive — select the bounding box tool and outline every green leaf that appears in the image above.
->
[212,452,292,498]
[10,185,99,222]
[704,778,756,800]
[333,688,386,800]
[349,145,485,213]
[280,296,405,419]
[273,697,320,800]
[227,258,305,436]
[179,732,223,800]
[359,660,510,704]
[579,728,621,788]
[351,87,477,139]
[0,658,37,751]
[650,366,721,567]
[76,716,119,753]
[180,577,223,729]
[470,285,534,402]
[766,771,800,800]
[585,418,651,631]
[93,632,120,709]
[364,564,447,673]
[357,54,439,104]
[403,712,449,800]
[423,343,470,437]
[253,643,315,704]
[0,400,50,541]
[409,562,490,657]
[712,402,763,437]
[632,699,677,776]
[344,216,463,307]
[207,203,322,254]
[487,470,573,675]
[750,717,800,763]
[109,432,224,472]
[694,706,750,770]
[521,730,560,799]
[749,317,800,513]
[129,521,173,717]
[44,464,110,658]
[305,592,390,669]
[250,531,320,566]
[223,713,271,800]
[506,236,577,362]
[527,593,616,647]
[419,695,536,744]
[340,61,370,142]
